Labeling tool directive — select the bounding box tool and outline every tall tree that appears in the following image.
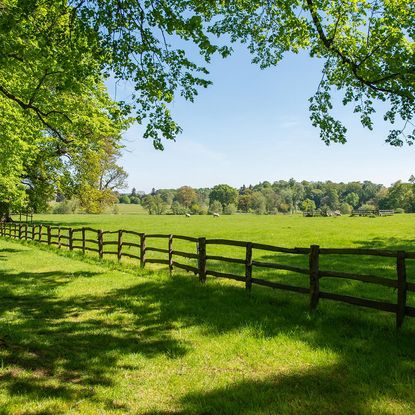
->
[176,186,198,209]
[209,184,239,208]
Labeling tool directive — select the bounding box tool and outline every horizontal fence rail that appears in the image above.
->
[1,221,414,328]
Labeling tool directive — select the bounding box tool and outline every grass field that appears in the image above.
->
[31,211,415,305]
[1,212,415,414]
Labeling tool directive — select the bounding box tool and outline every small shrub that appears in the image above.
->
[118,195,131,204]
[395,208,405,214]
[171,201,186,215]
[361,203,376,211]
[340,202,352,215]
[223,203,237,215]
[320,205,330,216]
[301,199,316,212]
[278,203,291,213]
[209,200,223,215]
[130,196,140,204]
[52,200,73,214]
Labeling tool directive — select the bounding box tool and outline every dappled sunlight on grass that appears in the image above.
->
[1,236,415,414]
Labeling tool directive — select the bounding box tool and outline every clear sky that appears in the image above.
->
[112,44,415,193]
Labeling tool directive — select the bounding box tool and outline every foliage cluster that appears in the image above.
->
[118,178,415,215]
[2,0,414,219]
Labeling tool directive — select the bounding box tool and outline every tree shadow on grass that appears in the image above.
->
[0,247,24,261]
[118,274,415,414]
[1,251,415,413]
[0,267,192,412]
[143,365,373,415]
[31,219,93,227]
[355,236,415,252]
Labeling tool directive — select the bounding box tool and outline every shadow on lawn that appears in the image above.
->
[0,247,24,261]
[355,236,415,252]
[1,241,415,413]
[31,219,93,227]
[143,366,374,415]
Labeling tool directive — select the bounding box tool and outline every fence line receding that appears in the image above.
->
[1,221,414,328]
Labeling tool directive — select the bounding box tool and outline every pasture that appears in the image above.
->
[31,212,415,306]
[34,210,415,250]
[1,212,415,414]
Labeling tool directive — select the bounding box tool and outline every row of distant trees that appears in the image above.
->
[118,178,415,215]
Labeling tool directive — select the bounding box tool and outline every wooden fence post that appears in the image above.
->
[25,224,28,240]
[98,229,103,259]
[140,233,146,268]
[198,237,207,283]
[69,228,74,251]
[58,226,61,249]
[245,242,253,292]
[18,224,22,240]
[47,226,51,245]
[168,234,173,276]
[396,251,407,329]
[38,224,43,242]
[309,244,320,311]
[117,230,123,261]
[82,227,86,255]
[32,224,36,241]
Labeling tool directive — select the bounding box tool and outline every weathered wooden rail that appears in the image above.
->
[1,221,414,328]
[351,209,395,217]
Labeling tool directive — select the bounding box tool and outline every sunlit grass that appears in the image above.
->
[0,236,415,414]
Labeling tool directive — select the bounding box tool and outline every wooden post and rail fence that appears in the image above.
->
[1,221,415,328]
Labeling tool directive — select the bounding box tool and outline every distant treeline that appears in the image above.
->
[118,178,415,215]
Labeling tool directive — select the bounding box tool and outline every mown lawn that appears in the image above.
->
[28,212,415,307]
[1,237,415,414]
[33,211,415,251]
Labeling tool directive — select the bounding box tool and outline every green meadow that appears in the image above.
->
[1,212,415,414]
[33,209,415,250]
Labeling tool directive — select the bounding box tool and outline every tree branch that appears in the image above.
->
[0,83,72,143]
[304,0,413,99]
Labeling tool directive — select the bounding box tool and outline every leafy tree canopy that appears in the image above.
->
[211,0,415,145]
[3,0,413,150]
[209,184,239,207]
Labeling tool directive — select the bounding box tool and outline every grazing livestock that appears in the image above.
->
[185,213,191,217]
[212,213,220,217]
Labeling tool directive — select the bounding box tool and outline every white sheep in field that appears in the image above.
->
[212,213,220,217]
[185,213,191,217]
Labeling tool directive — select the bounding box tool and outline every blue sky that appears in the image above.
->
[113,45,415,192]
